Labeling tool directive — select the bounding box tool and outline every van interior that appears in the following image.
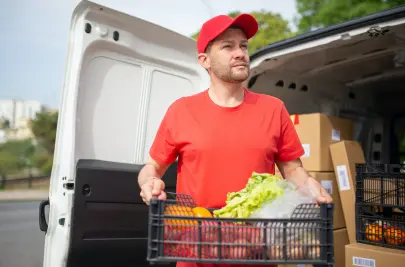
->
[248,22,405,166]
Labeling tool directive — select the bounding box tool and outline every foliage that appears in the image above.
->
[39,156,54,176]
[0,150,19,175]
[29,110,58,175]
[0,138,36,175]
[0,119,10,130]
[295,0,405,33]
[191,10,294,54]
[190,2,405,54]
[33,150,54,175]
[0,110,58,177]
[30,110,58,155]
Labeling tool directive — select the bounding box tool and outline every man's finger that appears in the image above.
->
[321,187,333,203]
[318,196,327,203]
[325,194,333,203]
[158,190,167,201]
[152,179,165,195]
[142,183,153,204]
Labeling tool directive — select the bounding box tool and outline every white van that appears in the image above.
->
[38,1,405,266]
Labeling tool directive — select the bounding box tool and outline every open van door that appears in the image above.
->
[39,1,209,266]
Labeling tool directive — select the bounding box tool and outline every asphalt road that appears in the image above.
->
[0,201,45,267]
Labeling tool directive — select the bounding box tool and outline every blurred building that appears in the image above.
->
[5,118,35,141]
[0,99,43,129]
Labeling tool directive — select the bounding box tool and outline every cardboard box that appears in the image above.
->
[281,228,349,267]
[275,171,346,229]
[329,141,366,244]
[346,243,405,267]
[289,113,354,172]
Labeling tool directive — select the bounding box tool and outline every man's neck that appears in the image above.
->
[208,81,245,108]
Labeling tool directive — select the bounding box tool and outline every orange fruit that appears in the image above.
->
[384,226,405,245]
[164,205,197,230]
[365,223,383,243]
[192,207,213,218]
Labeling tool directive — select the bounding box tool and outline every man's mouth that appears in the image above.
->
[233,64,248,68]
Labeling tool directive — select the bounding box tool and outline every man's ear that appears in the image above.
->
[198,53,210,70]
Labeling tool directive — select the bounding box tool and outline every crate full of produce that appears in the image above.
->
[355,163,405,250]
[147,172,335,266]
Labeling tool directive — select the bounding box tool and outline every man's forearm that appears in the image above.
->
[138,156,170,188]
[276,159,311,187]
[284,166,311,187]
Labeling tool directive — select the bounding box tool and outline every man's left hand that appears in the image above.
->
[305,177,333,204]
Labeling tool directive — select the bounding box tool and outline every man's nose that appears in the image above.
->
[234,47,246,59]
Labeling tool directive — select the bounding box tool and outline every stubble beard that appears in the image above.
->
[211,63,250,84]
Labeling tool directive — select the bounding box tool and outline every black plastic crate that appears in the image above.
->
[355,163,405,208]
[356,204,405,250]
[147,193,334,266]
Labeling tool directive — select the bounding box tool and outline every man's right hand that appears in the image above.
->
[140,177,167,205]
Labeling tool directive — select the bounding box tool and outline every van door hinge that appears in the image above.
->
[367,26,389,37]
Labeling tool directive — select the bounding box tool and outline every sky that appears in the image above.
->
[0,0,298,108]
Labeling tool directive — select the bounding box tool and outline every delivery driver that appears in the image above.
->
[138,13,333,267]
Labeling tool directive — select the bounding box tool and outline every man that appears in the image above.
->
[139,13,332,267]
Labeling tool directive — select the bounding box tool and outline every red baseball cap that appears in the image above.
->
[197,14,259,53]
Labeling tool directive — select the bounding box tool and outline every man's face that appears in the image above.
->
[200,28,250,83]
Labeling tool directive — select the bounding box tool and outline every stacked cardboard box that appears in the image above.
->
[278,113,405,267]
[277,113,354,172]
[329,141,365,245]
[330,141,405,267]
[276,113,354,267]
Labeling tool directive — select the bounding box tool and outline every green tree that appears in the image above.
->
[296,0,405,33]
[30,111,58,155]
[30,110,58,175]
[0,138,36,177]
[191,10,294,54]
[0,118,10,129]
[0,151,19,175]
[0,139,35,156]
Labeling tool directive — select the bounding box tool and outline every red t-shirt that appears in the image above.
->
[149,88,304,267]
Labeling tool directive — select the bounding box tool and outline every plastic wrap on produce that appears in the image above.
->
[249,180,317,219]
[249,180,321,260]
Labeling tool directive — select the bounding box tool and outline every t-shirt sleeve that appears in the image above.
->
[275,103,305,162]
[149,103,179,165]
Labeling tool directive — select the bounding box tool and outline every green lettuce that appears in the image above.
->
[213,172,285,218]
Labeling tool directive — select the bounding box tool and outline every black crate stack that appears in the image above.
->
[355,163,405,250]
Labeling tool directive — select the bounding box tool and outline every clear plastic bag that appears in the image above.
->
[249,179,317,219]
[249,179,321,260]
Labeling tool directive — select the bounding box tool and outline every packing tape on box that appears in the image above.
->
[290,114,299,125]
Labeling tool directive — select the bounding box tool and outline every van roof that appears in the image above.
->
[249,4,405,61]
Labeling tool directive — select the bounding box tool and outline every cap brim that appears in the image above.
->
[230,13,259,39]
